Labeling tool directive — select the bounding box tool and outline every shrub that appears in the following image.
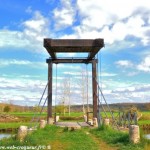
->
[3,105,11,112]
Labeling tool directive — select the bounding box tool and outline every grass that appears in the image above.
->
[90,125,150,150]
[0,122,36,129]
[10,112,46,117]
[1,125,150,150]
[138,120,150,125]
[10,112,83,117]
[1,125,99,150]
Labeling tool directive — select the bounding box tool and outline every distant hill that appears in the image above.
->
[0,102,150,112]
[63,103,150,112]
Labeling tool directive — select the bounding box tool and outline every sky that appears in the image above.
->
[0,0,150,106]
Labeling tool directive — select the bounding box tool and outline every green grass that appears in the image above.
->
[138,120,150,125]
[1,125,99,150]
[90,125,150,150]
[1,123,150,150]
[10,112,46,117]
[0,122,36,129]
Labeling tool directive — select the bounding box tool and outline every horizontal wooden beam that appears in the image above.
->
[46,58,98,64]
[44,38,104,48]
[44,39,104,59]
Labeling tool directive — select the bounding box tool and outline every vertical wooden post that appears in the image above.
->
[47,60,53,121]
[92,60,97,118]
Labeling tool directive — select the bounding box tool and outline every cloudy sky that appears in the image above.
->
[0,0,150,106]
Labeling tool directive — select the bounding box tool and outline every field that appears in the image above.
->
[0,111,150,129]
[0,110,150,150]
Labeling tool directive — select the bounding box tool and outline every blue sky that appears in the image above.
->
[0,0,150,106]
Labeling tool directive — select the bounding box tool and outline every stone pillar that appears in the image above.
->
[17,126,28,142]
[47,117,54,125]
[56,116,59,122]
[83,115,87,122]
[40,120,46,128]
[93,118,98,127]
[103,118,110,126]
[129,125,140,144]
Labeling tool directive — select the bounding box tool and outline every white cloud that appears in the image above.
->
[115,60,133,68]
[0,59,47,68]
[101,72,117,77]
[137,55,150,72]
[0,30,29,48]
[0,77,47,105]
[53,0,76,29]
[59,0,150,46]
[57,64,81,70]
[0,11,51,54]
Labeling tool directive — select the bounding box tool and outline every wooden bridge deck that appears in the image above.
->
[55,122,91,128]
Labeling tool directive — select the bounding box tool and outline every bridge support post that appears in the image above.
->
[92,60,98,118]
[47,60,53,121]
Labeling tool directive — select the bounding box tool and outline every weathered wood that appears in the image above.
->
[47,61,53,120]
[92,60,97,118]
[44,39,104,59]
[46,58,98,64]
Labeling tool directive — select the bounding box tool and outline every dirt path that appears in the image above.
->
[85,131,119,150]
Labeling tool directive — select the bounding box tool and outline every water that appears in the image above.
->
[0,133,11,140]
[144,134,150,139]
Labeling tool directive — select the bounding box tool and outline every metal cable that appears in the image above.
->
[29,78,50,128]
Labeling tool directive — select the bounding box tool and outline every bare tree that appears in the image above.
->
[59,76,71,116]
[77,67,89,114]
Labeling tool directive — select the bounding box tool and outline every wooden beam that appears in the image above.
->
[44,40,57,59]
[47,61,53,120]
[92,60,98,118]
[46,58,98,64]
[44,38,104,47]
[44,38,104,59]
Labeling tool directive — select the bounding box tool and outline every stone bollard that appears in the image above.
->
[40,120,46,128]
[93,118,98,127]
[17,126,28,142]
[103,118,110,126]
[83,115,87,122]
[56,116,59,122]
[47,117,54,125]
[129,125,140,144]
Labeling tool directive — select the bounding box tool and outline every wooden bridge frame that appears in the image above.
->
[43,39,104,121]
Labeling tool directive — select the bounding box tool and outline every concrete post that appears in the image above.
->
[83,115,87,122]
[40,120,46,128]
[93,118,98,127]
[56,116,59,122]
[17,126,28,142]
[103,118,110,126]
[129,125,140,144]
[47,117,54,125]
